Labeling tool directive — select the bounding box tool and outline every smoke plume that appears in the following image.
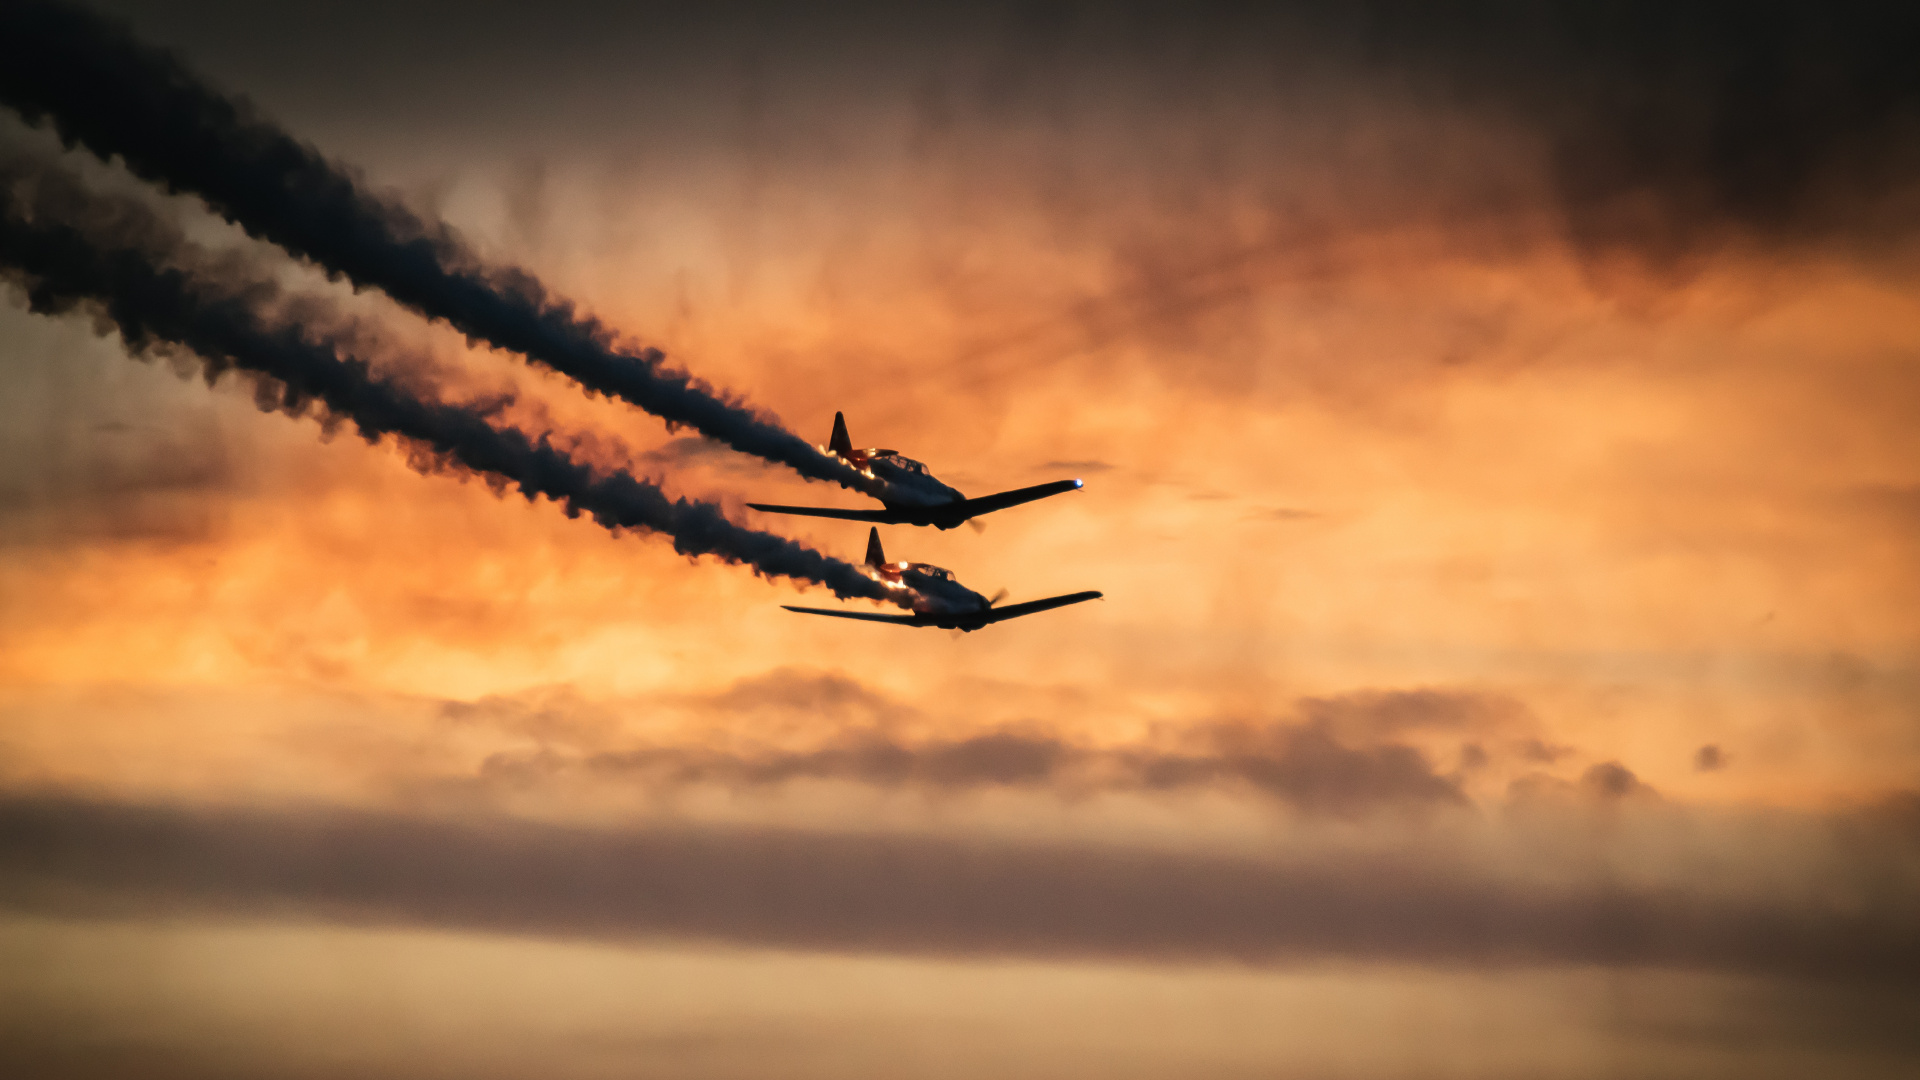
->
[0,160,892,603]
[0,0,886,498]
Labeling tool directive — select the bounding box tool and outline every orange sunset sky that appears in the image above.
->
[2,2,1917,1077]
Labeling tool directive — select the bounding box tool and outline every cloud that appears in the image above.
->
[1508,762,1660,805]
[1580,761,1659,801]
[1245,2,1920,262]
[741,2,1920,266]
[0,791,1914,985]
[1296,689,1529,740]
[1515,738,1576,764]
[1118,721,1468,816]
[586,729,1072,791]
[699,667,914,723]
[634,435,782,478]
[0,411,235,546]
[1246,507,1318,523]
[480,720,1469,816]
[444,677,1503,817]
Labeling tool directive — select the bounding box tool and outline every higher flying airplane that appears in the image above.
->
[783,528,1102,632]
[749,412,1084,529]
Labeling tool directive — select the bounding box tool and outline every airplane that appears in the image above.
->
[783,527,1102,632]
[750,412,1085,530]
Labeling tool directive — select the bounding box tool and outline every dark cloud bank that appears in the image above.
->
[1329,1,1920,259]
[0,791,1915,987]
[61,0,1920,265]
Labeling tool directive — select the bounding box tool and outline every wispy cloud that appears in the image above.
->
[436,677,1554,817]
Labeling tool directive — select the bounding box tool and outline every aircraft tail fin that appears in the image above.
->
[829,412,854,458]
[865,526,886,569]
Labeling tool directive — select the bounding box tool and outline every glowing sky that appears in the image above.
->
[2,3,1918,1077]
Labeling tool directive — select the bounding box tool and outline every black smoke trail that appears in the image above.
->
[0,0,886,498]
[0,162,893,604]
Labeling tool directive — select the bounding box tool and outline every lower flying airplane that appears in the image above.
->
[783,528,1102,631]
[750,412,1084,529]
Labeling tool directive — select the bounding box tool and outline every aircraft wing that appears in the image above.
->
[947,479,1083,519]
[749,480,1082,527]
[748,503,904,523]
[780,605,930,625]
[782,592,1100,629]
[977,590,1103,624]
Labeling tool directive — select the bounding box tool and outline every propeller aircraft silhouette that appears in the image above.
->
[751,412,1083,530]
[782,528,1101,632]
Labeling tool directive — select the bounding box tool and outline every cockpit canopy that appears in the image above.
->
[911,563,956,582]
[868,450,931,476]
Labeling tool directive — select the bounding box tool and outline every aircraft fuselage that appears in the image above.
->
[841,447,980,526]
[781,526,1100,632]
[868,558,991,618]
